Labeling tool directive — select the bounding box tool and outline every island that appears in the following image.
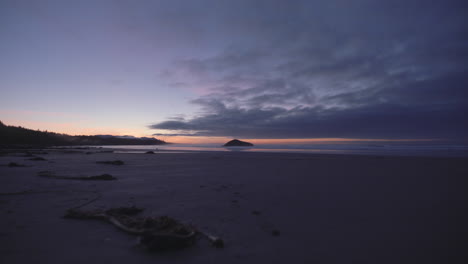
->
[223,139,254,147]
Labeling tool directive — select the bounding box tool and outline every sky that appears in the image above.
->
[1,0,467,143]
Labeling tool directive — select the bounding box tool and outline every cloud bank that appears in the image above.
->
[150,0,468,140]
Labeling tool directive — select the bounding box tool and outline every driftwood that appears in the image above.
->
[38,171,116,180]
[64,206,224,251]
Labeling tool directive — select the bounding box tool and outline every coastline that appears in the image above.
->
[63,142,468,158]
[1,149,467,263]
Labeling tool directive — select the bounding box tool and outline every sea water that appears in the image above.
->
[106,142,468,157]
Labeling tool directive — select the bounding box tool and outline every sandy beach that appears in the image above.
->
[1,149,467,263]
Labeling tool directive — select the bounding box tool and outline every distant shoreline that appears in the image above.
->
[0,122,167,147]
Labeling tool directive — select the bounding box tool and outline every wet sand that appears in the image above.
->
[1,149,467,263]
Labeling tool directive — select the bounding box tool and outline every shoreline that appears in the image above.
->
[3,143,468,159]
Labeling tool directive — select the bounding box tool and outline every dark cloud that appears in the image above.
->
[152,133,198,137]
[150,101,468,139]
[150,0,468,141]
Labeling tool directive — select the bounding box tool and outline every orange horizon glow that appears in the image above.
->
[2,120,439,144]
[167,137,438,144]
[242,138,438,144]
[2,119,148,138]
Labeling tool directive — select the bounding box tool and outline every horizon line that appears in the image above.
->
[0,121,448,144]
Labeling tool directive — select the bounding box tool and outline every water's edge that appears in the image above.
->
[93,143,468,157]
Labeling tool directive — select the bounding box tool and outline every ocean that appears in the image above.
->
[106,142,468,157]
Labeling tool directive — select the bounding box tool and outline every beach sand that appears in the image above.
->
[1,149,467,263]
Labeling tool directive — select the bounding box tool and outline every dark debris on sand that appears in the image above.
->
[96,160,124,165]
[83,174,116,180]
[38,171,117,180]
[7,162,26,167]
[272,229,281,236]
[64,206,224,252]
[28,156,47,161]
[105,206,143,216]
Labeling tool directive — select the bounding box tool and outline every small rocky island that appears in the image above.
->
[223,139,254,147]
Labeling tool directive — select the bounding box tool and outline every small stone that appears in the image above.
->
[272,230,280,236]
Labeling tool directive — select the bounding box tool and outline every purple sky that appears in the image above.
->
[1,0,467,142]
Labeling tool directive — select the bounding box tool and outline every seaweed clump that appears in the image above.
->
[64,206,224,251]
[65,206,196,251]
